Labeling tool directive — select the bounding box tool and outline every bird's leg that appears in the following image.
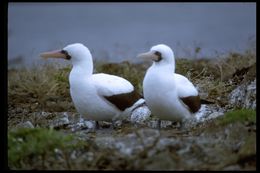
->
[178,121,182,130]
[111,119,120,129]
[112,113,122,122]
[111,113,123,129]
[178,121,190,134]
[72,114,88,132]
[79,114,84,123]
[95,121,100,129]
[75,114,85,127]
[156,119,161,129]
[111,120,116,129]
[111,119,123,129]
[172,121,180,129]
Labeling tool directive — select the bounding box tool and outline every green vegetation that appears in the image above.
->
[8,128,93,170]
[8,48,255,113]
[216,109,256,126]
[8,47,256,170]
[8,128,71,169]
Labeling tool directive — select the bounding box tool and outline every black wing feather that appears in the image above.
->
[180,95,201,113]
[104,89,142,111]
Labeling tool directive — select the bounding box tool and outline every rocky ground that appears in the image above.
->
[8,50,256,170]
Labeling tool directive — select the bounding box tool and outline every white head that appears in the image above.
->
[137,44,175,70]
[40,43,93,74]
[62,43,92,65]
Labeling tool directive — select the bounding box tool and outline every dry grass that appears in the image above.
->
[176,49,255,105]
[8,48,256,113]
[7,48,256,170]
[8,64,73,112]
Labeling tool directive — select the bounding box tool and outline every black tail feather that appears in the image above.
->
[200,99,215,104]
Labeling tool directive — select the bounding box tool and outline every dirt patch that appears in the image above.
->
[8,50,256,170]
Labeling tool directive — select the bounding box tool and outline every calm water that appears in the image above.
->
[8,3,256,67]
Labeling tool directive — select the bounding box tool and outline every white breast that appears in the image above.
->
[143,67,191,121]
[69,70,122,121]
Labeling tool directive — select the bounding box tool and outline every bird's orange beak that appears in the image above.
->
[40,50,66,59]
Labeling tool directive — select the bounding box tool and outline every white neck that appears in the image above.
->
[72,60,93,77]
[71,52,93,77]
[69,59,93,90]
[152,61,175,73]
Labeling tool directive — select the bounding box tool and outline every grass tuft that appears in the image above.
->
[216,109,256,126]
[8,128,76,169]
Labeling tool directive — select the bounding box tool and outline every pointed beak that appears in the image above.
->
[40,50,66,59]
[137,51,159,61]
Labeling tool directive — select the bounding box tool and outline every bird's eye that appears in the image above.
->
[60,50,71,60]
[154,51,161,56]
[154,51,162,62]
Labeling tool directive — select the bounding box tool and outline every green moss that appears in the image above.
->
[238,134,256,159]
[8,128,75,169]
[216,109,256,126]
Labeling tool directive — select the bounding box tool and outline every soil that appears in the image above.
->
[8,54,256,170]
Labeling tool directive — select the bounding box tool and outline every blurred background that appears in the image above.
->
[8,3,256,68]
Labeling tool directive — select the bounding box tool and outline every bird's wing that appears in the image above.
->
[174,73,198,97]
[174,73,201,113]
[91,73,141,111]
[92,73,133,96]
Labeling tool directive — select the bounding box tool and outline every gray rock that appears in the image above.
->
[70,119,97,132]
[33,112,70,128]
[95,136,116,149]
[160,120,177,128]
[182,104,225,129]
[156,138,180,151]
[195,104,225,122]
[229,79,256,109]
[94,129,161,157]
[244,79,256,109]
[16,121,34,129]
[135,128,160,146]
[49,113,70,128]
[146,120,160,129]
[223,165,241,171]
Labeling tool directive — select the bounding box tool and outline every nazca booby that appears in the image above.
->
[138,44,201,122]
[40,43,144,125]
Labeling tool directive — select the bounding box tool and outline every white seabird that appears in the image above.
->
[40,43,144,126]
[137,44,201,122]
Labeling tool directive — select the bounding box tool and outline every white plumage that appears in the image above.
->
[174,73,198,98]
[41,43,143,122]
[138,44,201,122]
[92,73,134,97]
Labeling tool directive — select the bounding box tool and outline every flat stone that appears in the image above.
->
[229,78,256,109]
[16,121,34,129]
